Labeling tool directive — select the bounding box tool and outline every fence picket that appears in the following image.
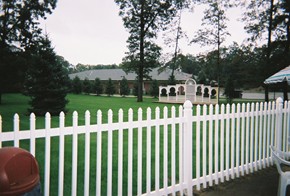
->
[107,110,113,196]
[14,114,19,147]
[196,105,201,190]
[266,102,271,167]
[137,108,143,196]
[220,104,225,183]
[225,104,230,181]
[96,110,102,196]
[30,113,36,156]
[254,103,259,170]
[276,98,284,150]
[258,102,263,170]
[262,103,267,168]
[146,108,152,193]
[245,103,250,174]
[240,103,245,176]
[118,109,124,196]
[214,104,219,185]
[208,104,213,186]
[178,105,183,193]
[171,106,176,194]
[163,107,168,194]
[250,103,255,173]
[270,102,275,165]
[202,104,207,188]
[155,107,160,193]
[230,104,235,179]
[84,111,90,196]
[58,112,65,196]
[44,112,51,196]
[128,108,133,196]
[72,111,78,196]
[236,104,240,178]
[183,101,193,194]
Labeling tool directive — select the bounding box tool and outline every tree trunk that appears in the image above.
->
[283,81,288,101]
[217,10,221,104]
[266,0,274,61]
[265,85,269,102]
[285,11,290,55]
[138,0,145,102]
[171,9,182,78]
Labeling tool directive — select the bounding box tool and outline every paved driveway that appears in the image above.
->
[194,167,285,196]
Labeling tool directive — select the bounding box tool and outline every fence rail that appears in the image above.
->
[0,98,289,196]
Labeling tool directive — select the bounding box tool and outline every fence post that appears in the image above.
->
[276,97,283,150]
[183,100,193,195]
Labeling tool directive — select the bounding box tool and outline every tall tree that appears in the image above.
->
[241,0,275,62]
[162,1,190,78]
[191,0,231,89]
[0,0,57,104]
[274,0,290,55]
[242,0,290,72]
[115,0,188,102]
[23,35,69,116]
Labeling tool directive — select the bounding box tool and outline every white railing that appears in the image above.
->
[0,98,289,196]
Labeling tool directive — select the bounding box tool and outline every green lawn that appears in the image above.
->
[0,93,262,195]
[0,93,183,195]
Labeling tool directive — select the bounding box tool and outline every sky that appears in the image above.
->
[40,0,246,66]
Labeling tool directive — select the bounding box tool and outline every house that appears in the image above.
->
[69,68,192,94]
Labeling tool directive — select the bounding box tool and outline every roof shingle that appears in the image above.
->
[69,68,192,81]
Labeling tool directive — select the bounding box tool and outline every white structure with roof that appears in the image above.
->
[159,78,219,104]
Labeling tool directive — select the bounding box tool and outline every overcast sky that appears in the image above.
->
[40,0,246,66]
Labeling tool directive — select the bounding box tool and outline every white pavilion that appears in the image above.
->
[158,78,219,104]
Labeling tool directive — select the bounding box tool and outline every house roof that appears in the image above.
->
[69,68,192,81]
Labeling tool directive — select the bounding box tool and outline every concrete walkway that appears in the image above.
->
[193,166,290,196]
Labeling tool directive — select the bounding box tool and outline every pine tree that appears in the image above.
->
[133,81,139,97]
[150,79,159,98]
[168,75,177,85]
[0,0,57,104]
[83,77,92,94]
[24,35,69,116]
[72,76,82,94]
[106,78,115,96]
[120,77,130,97]
[224,76,235,104]
[93,78,103,95]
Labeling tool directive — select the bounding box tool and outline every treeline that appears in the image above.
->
[172,43,290,89]
[67,41,290,91]
[69,63,119,74]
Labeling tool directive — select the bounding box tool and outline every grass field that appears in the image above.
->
[0,93,263,195]
[0,93,185,195]
[0,93,183,130]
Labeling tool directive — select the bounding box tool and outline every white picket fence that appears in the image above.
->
[0,98,289,196]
